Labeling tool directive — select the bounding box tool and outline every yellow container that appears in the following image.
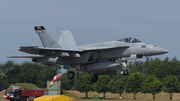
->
[34,95,74,101]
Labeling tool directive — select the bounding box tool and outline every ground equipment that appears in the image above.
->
[4,88,48,101]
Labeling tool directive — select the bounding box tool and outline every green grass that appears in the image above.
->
[63,90,81,100]
[13,83,39,89]
[0,91,6,100]
[65,90,180,101]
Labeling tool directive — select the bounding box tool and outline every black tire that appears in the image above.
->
[67,71,75,79]
[91,74,98,82]
[120,70,124,75]
[124,70,129,76]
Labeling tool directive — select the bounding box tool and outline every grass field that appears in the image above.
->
[1,90,180,101]
[13,83,39,89]
[66,90,180,101]
[1,83,180,101]
[0,91,6,101]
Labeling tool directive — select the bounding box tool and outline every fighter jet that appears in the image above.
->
[8,26,169,82]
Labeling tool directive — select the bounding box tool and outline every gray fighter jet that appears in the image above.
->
[9,26,168,82]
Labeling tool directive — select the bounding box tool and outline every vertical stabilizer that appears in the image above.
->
[58,31,77,49]
[34,26,61,48]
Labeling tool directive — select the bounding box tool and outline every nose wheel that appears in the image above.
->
[120,70,129,76]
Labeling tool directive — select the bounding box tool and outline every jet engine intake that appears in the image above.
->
[84,61,120,72]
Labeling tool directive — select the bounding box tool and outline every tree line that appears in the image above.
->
[62,57,180,100]
[0,61,61,90]
[1,57,180,100]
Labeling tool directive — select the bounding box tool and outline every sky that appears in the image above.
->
[0,1,179,72]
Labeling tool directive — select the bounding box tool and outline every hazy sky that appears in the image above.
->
[0,1,179,65]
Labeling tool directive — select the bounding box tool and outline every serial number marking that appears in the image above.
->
[141,45,146,48]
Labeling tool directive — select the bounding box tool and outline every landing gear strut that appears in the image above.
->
[120,61,129,76]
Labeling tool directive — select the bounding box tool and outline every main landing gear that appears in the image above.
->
[67,64,99,82]
[67,71,99,82]
[67,71,75,79]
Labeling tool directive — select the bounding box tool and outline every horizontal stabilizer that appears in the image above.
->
[7,56,44,58]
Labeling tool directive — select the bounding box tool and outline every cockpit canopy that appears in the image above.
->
[118,37,141,43]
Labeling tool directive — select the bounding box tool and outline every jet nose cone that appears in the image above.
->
[152,46,169,55]
[160,48,169,54]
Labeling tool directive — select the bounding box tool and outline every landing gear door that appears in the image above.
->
[129,54,137,60]
[121,54,137,61]
[63,64,70,69]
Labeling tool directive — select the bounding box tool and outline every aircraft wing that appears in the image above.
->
[14,44,129,59]
[80,46,130,51]
[19,45,129,54]
[18,46,83,55]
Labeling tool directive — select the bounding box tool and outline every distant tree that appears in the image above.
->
[163,75,179,100]
[141,75,162,100]
[0,72,7,90]
[94,75,111,99]
[154,58,180,81]
[94,68,117,78]
[129,61,144,73]
[61,68,84,90]
[1,61,17,90]
[75,74,92,98]
[125,73,143,100]
[108,74,127,97]
[61,72,75,90]
[4,62,61,88]
[1,61,14,72]
[146,58,162,75]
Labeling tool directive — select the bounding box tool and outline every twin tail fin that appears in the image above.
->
[34,26,61,48]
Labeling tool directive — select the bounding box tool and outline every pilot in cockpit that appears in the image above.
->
[118,38,141,43]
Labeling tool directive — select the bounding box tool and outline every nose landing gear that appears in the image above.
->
[120,70,129,76]
[120,61,129,76]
